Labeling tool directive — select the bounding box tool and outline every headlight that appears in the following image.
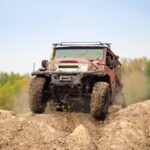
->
[79,64,88,72]
[49,64,58,71]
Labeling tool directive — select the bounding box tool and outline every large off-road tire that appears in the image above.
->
[90,82,110,120]
[113,91,126,107]
[29,77,47,113]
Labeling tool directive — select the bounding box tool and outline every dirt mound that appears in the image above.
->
[0,100,150,150]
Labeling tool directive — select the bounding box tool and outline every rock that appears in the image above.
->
[66,124,91,149]
[68,124,90,145]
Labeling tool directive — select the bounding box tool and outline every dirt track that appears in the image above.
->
[0,100,150,150]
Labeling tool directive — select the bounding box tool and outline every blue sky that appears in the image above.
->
[0,0,150,73]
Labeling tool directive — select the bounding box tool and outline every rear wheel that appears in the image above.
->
[29,77,48,113]
[90,82,110,120]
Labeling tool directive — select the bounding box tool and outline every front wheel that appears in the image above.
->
[90,82,110,120]
[29,77,48,113]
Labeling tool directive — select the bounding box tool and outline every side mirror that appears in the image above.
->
[41,60,48,68]
[116,55,119,59]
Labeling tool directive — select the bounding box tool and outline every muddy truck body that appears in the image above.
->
[29,42,125,120]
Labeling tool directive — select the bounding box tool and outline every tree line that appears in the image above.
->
[0,72,29,111]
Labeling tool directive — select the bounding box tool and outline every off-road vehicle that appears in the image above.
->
[29,42,125,120]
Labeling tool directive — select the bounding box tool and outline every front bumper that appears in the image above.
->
[32,70,106,96]
[32,70,105,87]
[32,70,105,76]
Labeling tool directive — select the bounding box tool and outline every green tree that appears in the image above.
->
[0,72,29,110]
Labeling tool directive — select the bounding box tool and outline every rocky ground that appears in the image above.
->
[0,100,150,150]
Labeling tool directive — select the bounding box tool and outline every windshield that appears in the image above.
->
[54,48,104,60]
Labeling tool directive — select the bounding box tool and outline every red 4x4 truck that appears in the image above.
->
[29,42,125,120]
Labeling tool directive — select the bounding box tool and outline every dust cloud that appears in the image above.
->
[122,69,150,105]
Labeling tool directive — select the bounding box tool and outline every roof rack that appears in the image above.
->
[53,42,111,48]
